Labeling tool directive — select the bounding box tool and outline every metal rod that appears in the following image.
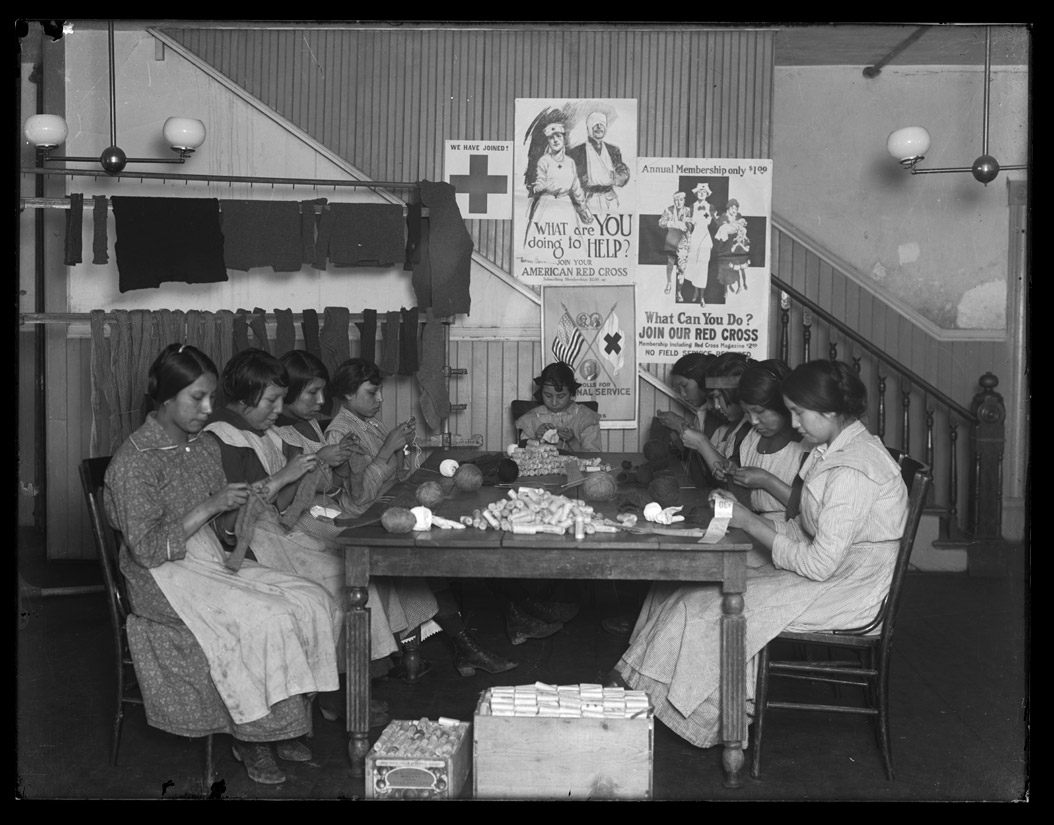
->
[20,165,420,189]
[911,164,1027,175]
[108,20,117,148]
[982,26,991,156]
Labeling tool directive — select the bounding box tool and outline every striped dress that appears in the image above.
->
[617,420,908,749]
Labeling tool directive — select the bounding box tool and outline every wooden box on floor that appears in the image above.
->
[364,719,472,800]
[472,690,654,800]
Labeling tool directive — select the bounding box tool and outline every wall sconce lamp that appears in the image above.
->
[23,21,205,175]
[885,26,1026,186]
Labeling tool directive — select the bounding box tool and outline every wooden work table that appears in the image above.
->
[334,451,756,789]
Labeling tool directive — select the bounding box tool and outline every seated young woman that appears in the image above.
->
[654,352,723,488]
[324,358,519,677]
[103,343,342,785]
[513,361,601,452]
[202,348,439,709]
[611,359,909,751]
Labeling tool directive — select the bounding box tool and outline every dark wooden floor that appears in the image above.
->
[16,526,1029,802]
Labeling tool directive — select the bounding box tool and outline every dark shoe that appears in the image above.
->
[319,694,391,728]
[507,601,562,646]
[452,630,519,677]
[275,738,312,762]
[601,613,636,639]
[387,657,434,684]
[523,598,579,625]
[232,742,286,785]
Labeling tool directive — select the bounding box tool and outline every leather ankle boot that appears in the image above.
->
[523,597,579,624]
[452,630,519,677]
[506,601,563,646]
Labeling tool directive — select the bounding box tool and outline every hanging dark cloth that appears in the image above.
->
[215,310,235,371]
[92,195,109,264]
[379,311,401,376]
[320,307,351,378]
[232,310,252,354]
[64,193,83,266]
[323,203,406,267]
[111,197,227,293]
[399,306,420,376]
[89,310,112,457]
[301,309,322,360]
[300,198,326,265]
[412,180,472,317]
[416,309,452,431]
[249,307,271,354]
[274,308,296,358]
[356,308,378,363]
[219,200,303,272]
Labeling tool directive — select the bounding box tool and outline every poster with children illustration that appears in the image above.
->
[541,284,637,429]
[635,158,772,362]
[514,98,638,286]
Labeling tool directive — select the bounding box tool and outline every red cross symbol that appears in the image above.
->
[449,154,509,214]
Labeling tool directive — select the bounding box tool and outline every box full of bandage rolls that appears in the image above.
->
[472,683,654,800]
[365,717,471,800]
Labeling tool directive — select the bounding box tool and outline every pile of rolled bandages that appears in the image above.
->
[485,682,651,719]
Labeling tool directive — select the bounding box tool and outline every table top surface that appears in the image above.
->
[335,450,755,553]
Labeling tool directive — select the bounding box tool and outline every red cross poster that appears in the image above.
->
[513,98,638,285]
[444,140,513,219]
[541,284,637,429]
[635,158,772,362]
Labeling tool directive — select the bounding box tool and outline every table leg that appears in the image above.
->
[345,585,370,777]
[720,592,746,788]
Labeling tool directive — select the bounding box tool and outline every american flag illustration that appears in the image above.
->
[552,309,585,368]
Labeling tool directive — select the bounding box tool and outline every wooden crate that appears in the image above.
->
[365,719,472,800]
[472,691,654,800]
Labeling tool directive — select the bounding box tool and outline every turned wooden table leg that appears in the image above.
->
[345,584,370,777]
[720,591,746,788]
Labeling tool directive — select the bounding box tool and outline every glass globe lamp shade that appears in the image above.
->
[163,117,206,151]
[886,126,931,166]
[24,114,69,148]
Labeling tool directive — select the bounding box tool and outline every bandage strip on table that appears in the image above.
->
[698,495,734,544]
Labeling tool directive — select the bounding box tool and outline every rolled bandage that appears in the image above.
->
[699,496,733,544]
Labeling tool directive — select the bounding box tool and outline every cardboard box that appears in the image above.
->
[472,689,654,800]
[365,719,471,800]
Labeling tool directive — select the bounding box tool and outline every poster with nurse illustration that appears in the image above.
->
[514,98,638,286]
[635,158,772,363]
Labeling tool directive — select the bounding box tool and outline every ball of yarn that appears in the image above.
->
[497,458,520,484]
[648,476,681,508]
[582,471,618,502]
[439,459,460,477]
[381,507,416,534]
[453,463,484,492]
[636,463,655,485]
[415,480,446,508]
[642,439,670,462]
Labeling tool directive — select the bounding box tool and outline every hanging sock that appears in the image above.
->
[92,195,108,264]
[215,310,235,371]
[313,206,334,270]
[65,193,84,266]
[399,307,420,376]
[274,308,296,358]
[300,199,326,266]
[249,307,271,354]
[232,310,252,354]
[416,309,452,431]
[185,310,205,353]
[89,310,112,457]
[320,307,351,378]
[379,311,401,376]
[355,308,377,363]
[301,309,322,360]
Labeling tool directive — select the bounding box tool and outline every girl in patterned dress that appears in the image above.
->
[614,360,908,749]
[104,344,342,784]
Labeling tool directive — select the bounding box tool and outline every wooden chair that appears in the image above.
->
[749,451,932,782]
[510,399,599,443]
[78,457,214,793]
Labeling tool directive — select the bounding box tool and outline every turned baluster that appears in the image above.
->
[901,378,912,455]
[876,373,887,443]
[779,292,790,364]
[802,309,812,363]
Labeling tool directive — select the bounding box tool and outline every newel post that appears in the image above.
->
[968,372,1007,577]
